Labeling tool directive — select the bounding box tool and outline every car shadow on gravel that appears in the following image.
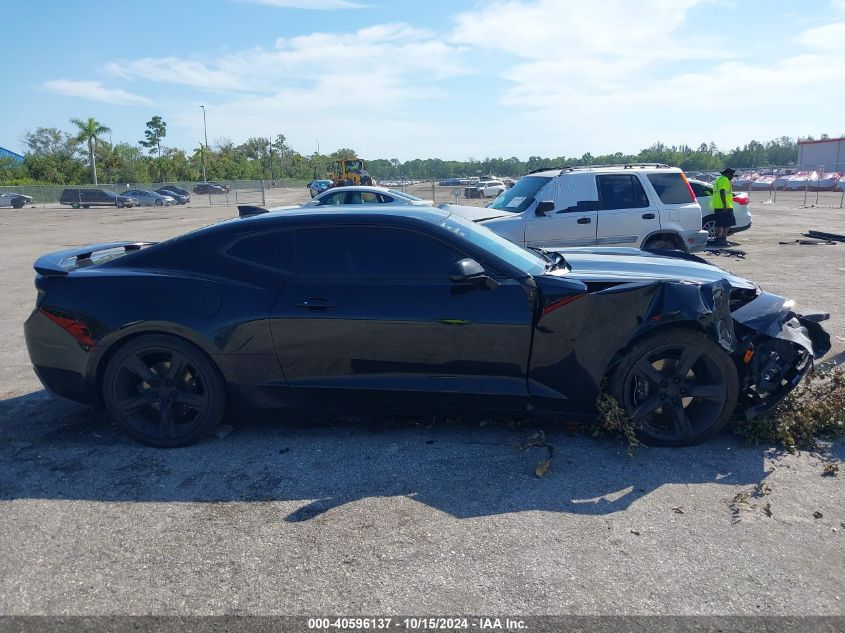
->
[0,390,770,521]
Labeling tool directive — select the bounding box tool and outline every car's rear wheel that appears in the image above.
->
[82,205,91,209]
[702,214,716,239]
[103,334,226,447]
[116,201,124,208]
[609,328,738,446]
[71,203,80,209]
[643,235,678,250]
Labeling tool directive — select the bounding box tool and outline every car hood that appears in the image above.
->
[551,247,757,289]
[438,203,516,222]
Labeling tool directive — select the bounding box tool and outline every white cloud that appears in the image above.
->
[42,79,152,106]
[236,0,368,8]
[105,23,468,95]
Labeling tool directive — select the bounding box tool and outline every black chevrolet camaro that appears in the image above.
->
[24,206,829,447]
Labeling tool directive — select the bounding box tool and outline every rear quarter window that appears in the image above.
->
[226,231,294,271]
[647,173,693,204]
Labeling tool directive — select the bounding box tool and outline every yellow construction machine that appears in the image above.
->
[329,158,376,187]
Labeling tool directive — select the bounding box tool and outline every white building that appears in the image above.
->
[797,137,845,172]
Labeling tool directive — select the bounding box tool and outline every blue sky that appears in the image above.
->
[4,0,844,160]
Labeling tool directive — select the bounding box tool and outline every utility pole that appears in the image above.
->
[268,137,275,183]
[200,105,209,182]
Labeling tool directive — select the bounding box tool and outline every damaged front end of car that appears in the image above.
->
[729,291,831,418]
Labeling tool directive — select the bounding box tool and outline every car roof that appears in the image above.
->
[528,164,683,178]
[316,185,395,194]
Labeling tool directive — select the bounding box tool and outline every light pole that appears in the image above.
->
[200,105,209,182]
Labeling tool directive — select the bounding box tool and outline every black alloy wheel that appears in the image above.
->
[155,199,164,207]
[610,329,738,446]
[103,335,226,447]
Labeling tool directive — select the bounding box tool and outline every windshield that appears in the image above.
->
[387,189,422,201]
[487,176,551,213]
[438,213,546,275]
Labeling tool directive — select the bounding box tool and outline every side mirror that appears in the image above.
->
[449,258,499,290]
[535,200,555,216]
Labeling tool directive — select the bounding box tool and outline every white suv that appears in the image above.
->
[446,164,708,252]
[464,180,506,199]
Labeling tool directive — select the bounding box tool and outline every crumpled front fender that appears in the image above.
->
[732,292,831,359]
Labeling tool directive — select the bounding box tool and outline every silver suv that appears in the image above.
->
[449,164,708,252]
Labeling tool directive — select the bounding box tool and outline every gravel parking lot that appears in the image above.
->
[0,186,843,617]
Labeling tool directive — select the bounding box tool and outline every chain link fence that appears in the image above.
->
[0,180,310,210]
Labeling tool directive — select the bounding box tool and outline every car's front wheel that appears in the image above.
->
[154,199,164,207]
[103,334,227,447]
[609,328,738,446]
[71,203,80,209]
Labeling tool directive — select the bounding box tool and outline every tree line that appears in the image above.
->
[0,114,811,186]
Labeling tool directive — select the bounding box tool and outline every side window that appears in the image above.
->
[295,227,463,278]
[376,194,394,203]
[227,231,294,272]
[596,175,648,210]
[360,191,379,203]
[318,192,344,206]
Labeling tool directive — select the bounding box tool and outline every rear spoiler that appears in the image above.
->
[34,242,155,277]
[238,205,269,218]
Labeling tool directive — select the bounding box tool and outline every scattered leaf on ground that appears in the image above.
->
[672,507,685,514]
[813,511,823,519]
[822,463,839,477]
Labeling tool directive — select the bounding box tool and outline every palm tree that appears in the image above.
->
[71,117,111,185]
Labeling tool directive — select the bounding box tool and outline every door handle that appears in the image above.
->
[577,217,592,224]
[642,213,656,219]
[293,298,336,310]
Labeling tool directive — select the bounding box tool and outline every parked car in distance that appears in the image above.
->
[59,188,137,209]
[443,164,708,252]
[155,188,190,205]
[121,189,174,207]
[0,191,33,208]
[24,206,829,448]
[688,179,752,239]
[294,186,433,208]
[159,185,191,198]
[307,179,334,198]
[465,180,506,198]
[193,183,229,195]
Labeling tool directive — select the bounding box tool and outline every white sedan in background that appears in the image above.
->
[299,186,433,208]
[689,179,752,239]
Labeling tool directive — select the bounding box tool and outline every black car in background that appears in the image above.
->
[58,188,137,209]
[24,206,828,448]
[155,188,189,204]
[193,182,229,194]
[159,185,191,198]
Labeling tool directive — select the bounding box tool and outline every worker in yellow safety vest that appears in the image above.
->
[711,167,736,247]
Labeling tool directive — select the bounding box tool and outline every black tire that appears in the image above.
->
[71,203,80,209]
[12,200,24,209]
[702,214,716,240]
[644,235,678,250]
[609,328,738,446]
[102,334,227,447]
[116,201,124,209]
[154,199,164,207]
[82,205,91,209]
